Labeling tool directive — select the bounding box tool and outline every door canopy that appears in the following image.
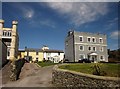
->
[89,52,98,56]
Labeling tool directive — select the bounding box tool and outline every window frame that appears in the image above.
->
[100,55,105,61]
[88,46,92,51]
[79,45,84,51]
[93,46,96,51]
[79,54,85,60]
[92,37,96,43]
[99,38,103,43]
[36,52,39,55]
[87,37,91,42]
[79,36,83,42]
[99,46,104,52]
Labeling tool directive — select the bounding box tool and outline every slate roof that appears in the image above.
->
[19,48,64,53]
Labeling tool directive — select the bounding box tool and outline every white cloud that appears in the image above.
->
[24,9,34,19]
[46,2,109,26]
[10,3,34,19]
[110,30,120,39]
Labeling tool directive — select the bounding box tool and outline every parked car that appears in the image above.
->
[78,58,91,63]
[63,59,69,63]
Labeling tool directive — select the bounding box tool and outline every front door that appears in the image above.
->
[92,55,97,62]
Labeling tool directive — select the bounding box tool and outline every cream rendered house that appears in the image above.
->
[18,46,64,63]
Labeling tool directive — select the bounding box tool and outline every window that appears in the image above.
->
[3,31,7,36]
[100,55,104,60]
[65,41,68,46]
[92,37,96,43]
[3,31,4,36]
[47,53,51,56]
[100,47,104,52]
[79,36,83,42]
[8,31,11,36]
[7,49,10,56]
[9,32,11,36]
[93,47,96,51]
[36,57,38,62]
[79,45,84,51]
[79,54,85,60]
[36,57,38,60]
[5,42,11,46]
[36,52,38,55]
[99,38,103,43]
[87,37,91,42]
[88,46,91,51]
[58,52,60,55]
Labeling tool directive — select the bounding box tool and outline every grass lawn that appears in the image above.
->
[37,62,58,67]
[59,63,120,77]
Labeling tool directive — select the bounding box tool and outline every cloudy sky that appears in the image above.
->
[2,2,119,50]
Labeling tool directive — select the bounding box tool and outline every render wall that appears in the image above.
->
[74,31,108,62]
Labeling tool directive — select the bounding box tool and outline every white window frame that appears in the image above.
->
[79,36,83,42]
[99,38,103,43]
[87,37,91,42]
[99,55,105,61]
[79,54,85,60]
[88,46,92,51]
[93,46,96,51]
[92,37,96,43]
[79,45,84,51]
[99,46,104,52]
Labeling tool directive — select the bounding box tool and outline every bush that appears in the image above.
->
[91,63,107,76]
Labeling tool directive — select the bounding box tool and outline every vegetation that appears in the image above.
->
[37,60,58,67]
[92,63,107,76]
[108,48,120,62]
[59,63,119,77]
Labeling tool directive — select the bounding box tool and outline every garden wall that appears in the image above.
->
[52,65,120,88]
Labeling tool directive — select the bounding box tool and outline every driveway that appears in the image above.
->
[2,63,54,87]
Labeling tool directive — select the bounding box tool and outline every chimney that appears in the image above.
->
[0,19,4,28]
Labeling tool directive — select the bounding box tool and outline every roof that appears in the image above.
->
[88,52,98,55]
[25,48,43,52]
[18,49,25,52]
[20,48,64,53]
[44,49,64,53]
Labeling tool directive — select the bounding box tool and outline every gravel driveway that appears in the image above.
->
[2,63,55,87]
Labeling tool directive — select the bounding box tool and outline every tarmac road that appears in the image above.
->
[2,63,54,87]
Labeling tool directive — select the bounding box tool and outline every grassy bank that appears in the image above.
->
[37,62,58,67]
[59,63,119,77]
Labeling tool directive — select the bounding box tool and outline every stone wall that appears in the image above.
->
[52,65,120,88]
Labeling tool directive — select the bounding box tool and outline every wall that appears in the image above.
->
[29,52,36,61]
[74,31,108,62]
[0,40,7,67]
[38,52,43,61]
[65,32,74,62]
[52,65,120,88]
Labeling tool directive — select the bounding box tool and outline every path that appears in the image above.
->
[2,63,54,87]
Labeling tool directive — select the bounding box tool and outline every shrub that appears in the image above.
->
[91,63,107,76]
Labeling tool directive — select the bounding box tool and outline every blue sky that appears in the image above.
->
[2,2,119,51]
